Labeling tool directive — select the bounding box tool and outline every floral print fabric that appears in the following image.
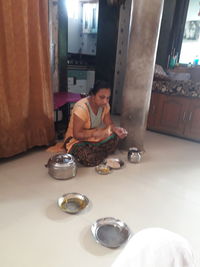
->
[152,80,200,98]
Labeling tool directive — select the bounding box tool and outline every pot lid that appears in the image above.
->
[129,147,140,152]
[48,153,75,167]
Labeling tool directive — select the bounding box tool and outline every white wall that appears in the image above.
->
[81,34,97,55]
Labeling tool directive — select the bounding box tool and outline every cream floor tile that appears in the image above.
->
[0,131,200,267]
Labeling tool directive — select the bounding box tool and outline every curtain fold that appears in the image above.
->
[0,0,55,158]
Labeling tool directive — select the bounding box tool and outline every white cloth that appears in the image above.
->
[111,228,195,267]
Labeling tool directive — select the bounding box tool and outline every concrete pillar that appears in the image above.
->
[120,0,164,151]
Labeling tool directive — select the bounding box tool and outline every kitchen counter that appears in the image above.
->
[152,79,200,98]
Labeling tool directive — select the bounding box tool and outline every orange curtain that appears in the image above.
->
[0,0,55,158]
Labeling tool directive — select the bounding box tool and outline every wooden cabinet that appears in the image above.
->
[184,99,200,140]
[155,95,188,136]
[147,92,160,130]
[147,93,200,141]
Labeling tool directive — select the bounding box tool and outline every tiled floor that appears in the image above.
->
[0,131,200,267]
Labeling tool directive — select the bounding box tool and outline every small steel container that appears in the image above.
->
[45,153,77,180]
[128,147,142,163]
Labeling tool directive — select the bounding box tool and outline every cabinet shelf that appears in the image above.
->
[147,93,200,142]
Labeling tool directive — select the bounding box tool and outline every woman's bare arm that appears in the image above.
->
[103,112,115,130]
[73,114,110,141]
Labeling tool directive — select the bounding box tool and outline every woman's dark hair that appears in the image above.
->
[89,80,111,96]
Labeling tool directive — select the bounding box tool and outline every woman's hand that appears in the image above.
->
[112,127,128,139]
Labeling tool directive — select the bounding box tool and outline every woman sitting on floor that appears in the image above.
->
[63,80,127,166]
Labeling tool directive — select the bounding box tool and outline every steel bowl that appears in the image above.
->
[57,193,89,214]
[95,164,112,175]
[91,217,131,248]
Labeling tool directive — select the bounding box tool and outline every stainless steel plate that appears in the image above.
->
[57,193,89,214]
[95,164,112,175]
[104,158,125,169]
[91,217,131,248]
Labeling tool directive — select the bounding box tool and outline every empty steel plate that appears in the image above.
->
[57,193,89,214]
[91,217,131,248]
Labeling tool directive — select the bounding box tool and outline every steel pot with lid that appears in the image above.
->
[128,147,142,163]
[45,153,77,180]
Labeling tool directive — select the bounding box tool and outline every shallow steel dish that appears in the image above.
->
[91,217,131,248]
[104,158,124,169]
[95,164,112,175]
[57,193,89,214]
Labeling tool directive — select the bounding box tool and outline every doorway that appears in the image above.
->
[49,0,99,138]
[66,0,98,95]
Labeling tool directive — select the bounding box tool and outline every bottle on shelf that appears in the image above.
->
[193,55,199,66]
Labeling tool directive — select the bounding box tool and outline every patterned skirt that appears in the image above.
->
[65,134,119,167]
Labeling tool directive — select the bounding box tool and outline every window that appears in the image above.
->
[179,0,200,65]
[82,3,99,34]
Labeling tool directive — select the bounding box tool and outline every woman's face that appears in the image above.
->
[93,88,111,107]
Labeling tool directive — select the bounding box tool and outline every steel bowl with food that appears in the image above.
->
[95,164,112,175]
